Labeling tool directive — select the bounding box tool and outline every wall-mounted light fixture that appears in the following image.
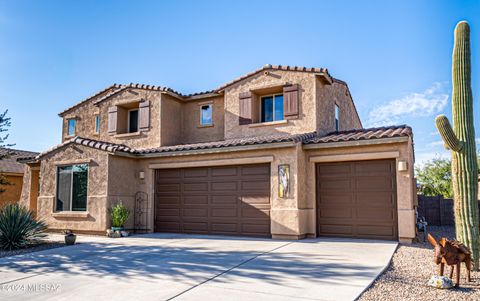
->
[139,171,145,180]
[398,160,408,172]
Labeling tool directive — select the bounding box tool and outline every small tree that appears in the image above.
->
[415,157,453,198]
[0,110,14,193]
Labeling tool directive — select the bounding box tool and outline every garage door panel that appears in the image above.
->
[356,207,395,221]
[211,167,238,177]
[319,193,353,204]
[156,169,181,179]
[211,207,237,217]
[319,178,352,190]
[317,160,398,240]
[211,223,238,233]
[184,182,208,192]
[156,183,181,192]
[211,195,237,204]
[211,181,238,191]
[356,192,395,206]
[319,207,353,218]
[242,180,269,191]
[356,177,394,191]
[183,168,208,178]
[155,164,271,237]
[319,224,354,236]
[318,164,351,175]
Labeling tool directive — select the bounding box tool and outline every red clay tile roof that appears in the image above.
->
[214,64,332,92]
[58,64,335,116]
[303,125,412,144]
[0,148,39,174]
[134,132,317,155]
[18,125,413,162]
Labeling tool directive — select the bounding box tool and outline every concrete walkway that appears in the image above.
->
[0,233,397,301]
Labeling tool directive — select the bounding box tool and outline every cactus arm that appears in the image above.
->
[435,114,463,151]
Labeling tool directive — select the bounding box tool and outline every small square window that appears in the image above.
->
[95,115,100,134]
[200,104,213,126]
[261,94,284,122]
[335,104,340,131]
[67,119,76,136]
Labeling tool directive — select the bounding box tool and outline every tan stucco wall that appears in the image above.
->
[315,79,362,135]
[303,138,416,241]
[62,88,163,149]
[223,70,318,139]
[160,94,183,146]
[0,174,24,206]
[34,144,110,232]
[181,95,225,143]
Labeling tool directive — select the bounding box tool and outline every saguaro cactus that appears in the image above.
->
[436,21,480,269]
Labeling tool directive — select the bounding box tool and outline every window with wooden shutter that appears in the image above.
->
[283,84,299,119]
[239,91,252,125]
[108,106,118,135]
[138,100,150,131]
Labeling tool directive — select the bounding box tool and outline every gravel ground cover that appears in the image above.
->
[0,237,66,259]
[358,226,480,301]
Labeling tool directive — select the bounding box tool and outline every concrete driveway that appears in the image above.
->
[0,233,397,301]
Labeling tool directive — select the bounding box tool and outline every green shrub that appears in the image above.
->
[0,203,47,250]
[110,202,130,228]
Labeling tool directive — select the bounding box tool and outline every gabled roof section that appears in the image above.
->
[214,64,333,92]
[58,84,118,117]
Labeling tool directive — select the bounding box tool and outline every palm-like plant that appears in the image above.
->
[0,203,47,250]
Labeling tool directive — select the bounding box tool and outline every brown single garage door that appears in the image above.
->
[316,159,398,240]
[154,163,271,237]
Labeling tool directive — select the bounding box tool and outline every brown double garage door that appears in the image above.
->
[316,159,398,240]
[154,164,271,237]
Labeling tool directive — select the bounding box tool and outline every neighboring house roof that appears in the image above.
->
[18,125,412,162]
[303,125,413,144]
[58,64,335,116]
[0,148,39,174]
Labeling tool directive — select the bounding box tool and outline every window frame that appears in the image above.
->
[55,164,89,212]
[95,114,100,134]
[199,103,213,126]
[127,108,139,133]
[260,93,284,123]
[66,118,76,137]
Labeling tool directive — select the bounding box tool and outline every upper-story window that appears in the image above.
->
[261,94,284,122]
[67,119,76,136]
[128,109,139,133]
[335,104,340,131]
[56,164,88,212]
[200,104,213,126]
[95,115,100,134]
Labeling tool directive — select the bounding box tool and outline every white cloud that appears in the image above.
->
[366,83,448,127]
[415,151,450,168]
[429,140,445,147]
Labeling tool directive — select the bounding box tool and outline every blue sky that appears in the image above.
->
[0,0,479,166]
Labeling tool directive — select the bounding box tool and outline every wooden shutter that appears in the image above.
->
[108,106,118,135]
[138,100,150,131]
[239,92,252,125]
[283,84,299,119]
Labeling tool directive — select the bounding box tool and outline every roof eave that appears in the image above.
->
[303,136,410,150]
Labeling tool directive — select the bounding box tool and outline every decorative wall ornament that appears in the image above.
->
[278,164,290,198]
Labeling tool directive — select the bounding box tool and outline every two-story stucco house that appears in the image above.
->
[19,64,416,242]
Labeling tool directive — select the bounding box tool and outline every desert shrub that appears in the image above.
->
[110,202,130,228]
[0,203,47,250]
